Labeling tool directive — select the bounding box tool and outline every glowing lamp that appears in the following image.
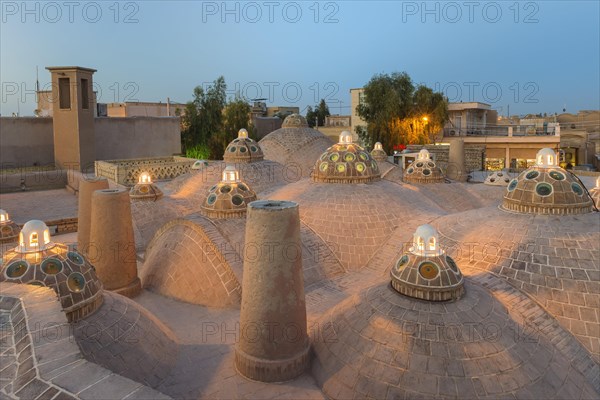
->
[596,176,600,188]
[16,220,54,253]
[222,166,240,183]
[139,172,152,184]
[0,209,9,223]
[536,148,557,167]
[422,116,428,122]
[417,149,431,160]
[339,131,353,144]
[238,128,249,138]
[411,224,442,257]
[374,142,383,151]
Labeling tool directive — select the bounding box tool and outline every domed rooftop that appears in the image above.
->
[370,142,388,162]
[191,159,209,170]
[223,128,264,163]
[590,176,600,209]
[390,224,464,301]
[484,170,511,186]
[129,172,163,201]
[502,148,593,215]
[259,115,333,177]
[200,166,257,219]
[1,220,103,322]
[0,209,20,243]
[313,280,597,399]
[282,113,308,128]
[403,149,445,183]
[312,131,381,183]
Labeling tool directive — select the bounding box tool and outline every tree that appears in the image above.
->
[305,99,330,128]
[180,77,227,158]
[355,72,448,151]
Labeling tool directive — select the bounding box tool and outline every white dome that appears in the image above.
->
[374,142,383,150]
[339,131,353,144]
[412,224,442,256]
[0,209,9,223]
[417,149,431,160]
[16,220,54,253]
[222,166,240,183]
[238,128,249,138]
[536,148,558,167]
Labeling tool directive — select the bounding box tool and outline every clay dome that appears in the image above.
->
[484,170,511,186]
[223,128,264,163]
[281,113,308,128]
[403,149,445,184]
[129,172,163,201]
[390,224,464,301]
[312,131,381,183]
[502,148,593,215]
[1,220,103,322]
[200,166,257,219]
[370,142,388,162]
[0,209,20,243]
[312,280,594,399]
[191,159,209,170]
[259,117,333,177]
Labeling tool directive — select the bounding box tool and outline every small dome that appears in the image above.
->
[502,162,593,215]
[536,148,558,168]
[130,172,163,202]
[403,151,444,184]
[2,223,104,322]
[484,170,511,186]
[191,160,209,170]
[370,142,388,162]
[417,148,431,160]
[390,224,464,301]
[0,209,20,244]
[17,220,53,253]
[312,132,381,184]
[223,129,264,163]
[282,113,308,128]
[201,166,257,218]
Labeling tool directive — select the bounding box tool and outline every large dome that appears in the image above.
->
[502,148,593,215]
[259,114,333,176]
[1,220,103,322]
[223,129,264,163]
[404,149,445,184]
[390,224,464,301]
[313,131,381,183]
[313,280,598,399]
[200,166,257,219]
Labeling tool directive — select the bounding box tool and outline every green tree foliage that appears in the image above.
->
[180,78,255,159]
[355,72,448,151]
[180,76,227,158]
[306,99,331,127]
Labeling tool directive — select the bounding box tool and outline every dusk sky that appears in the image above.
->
[1,1,599,117]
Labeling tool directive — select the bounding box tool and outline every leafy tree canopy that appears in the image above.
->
[355,72,448,152]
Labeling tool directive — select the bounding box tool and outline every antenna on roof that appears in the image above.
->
[36,66,39,92]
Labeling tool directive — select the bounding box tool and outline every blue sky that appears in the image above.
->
[1,1,599,117]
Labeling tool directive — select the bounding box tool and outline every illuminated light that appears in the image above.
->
[222,166,240,183]
[15,220,54,253]
[536,148,557,167]
[0,209,8,223]
[422,116,428,122]
[374,142,383,150]
[417,149,431,160]
[339,131,353,144]
[238,128,249,138]
[411,224,442,256]
[139,172,152,184]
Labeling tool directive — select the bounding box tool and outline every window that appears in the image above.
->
[30,232,38,246]
[58,78,71,109]
[81,78,89,109]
